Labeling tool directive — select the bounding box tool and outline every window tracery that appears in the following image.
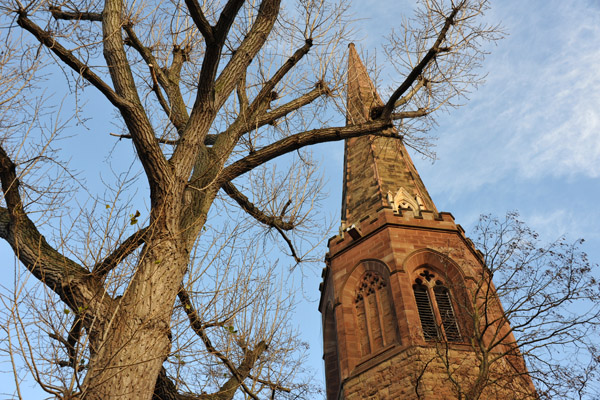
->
[354,271,397,357]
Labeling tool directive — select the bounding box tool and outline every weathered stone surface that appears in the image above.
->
[319,46,536,400]
[341,44,437,229]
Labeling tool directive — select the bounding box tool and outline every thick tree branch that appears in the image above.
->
[102,0,144,101]
[394,77,427,108]
[163,45,193,134]
[222,182,294,230]
[196,0,245,104]
[124,25,189,132]
[103,0,172,195]
[219,119,394,183]
[381,5,460,119]
[184,0,214,42]
[213,0,281,108]
[0,146,96,308]
[391,108,430,120]
[218,83,329,143]
[236,72,249,119]
[254,83,328,126]
[215,343,266,400]
[16,12,126,109]
[49,6,102,21]
[214,0,246,36]
[167,45,190,84]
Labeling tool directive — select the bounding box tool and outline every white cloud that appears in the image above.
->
[416,1,600,198]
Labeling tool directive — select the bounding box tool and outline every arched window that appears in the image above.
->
[354,271,397,357]
[412,269,461,342]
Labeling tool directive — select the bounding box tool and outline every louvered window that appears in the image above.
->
[413,270,462,342]
[434,286,461,342]
[413,284,439,340]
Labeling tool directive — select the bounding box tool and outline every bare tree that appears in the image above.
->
[0,0,499,398]
[412,213,600,400]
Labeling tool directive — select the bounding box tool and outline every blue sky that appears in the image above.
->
[301,0,600,393]
[1,0,599,398]
[416,1,600,256]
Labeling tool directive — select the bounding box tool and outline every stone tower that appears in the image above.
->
[318,44,536,400]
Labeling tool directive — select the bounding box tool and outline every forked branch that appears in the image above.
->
[16,12,125,108]
[381,4,461,119]
[184,0,214,42]
[222,182,294,230]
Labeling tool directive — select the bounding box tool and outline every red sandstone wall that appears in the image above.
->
[320,208,536,399]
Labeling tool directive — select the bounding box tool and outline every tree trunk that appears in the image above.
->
[82,237,188,399]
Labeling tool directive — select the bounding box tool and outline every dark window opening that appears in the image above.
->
[434,286,461,342]
[413,270,462,342]
[413,284,439,340]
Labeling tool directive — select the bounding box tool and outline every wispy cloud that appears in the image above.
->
[503,5,600,180]
[416,1,600,197]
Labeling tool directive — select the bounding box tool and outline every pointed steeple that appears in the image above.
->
[346,43,384,125]
[341,44,438,227]
[320,44,537,400]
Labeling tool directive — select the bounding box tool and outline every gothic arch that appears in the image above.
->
[402,248,466,282]
[338,258,393,303]
[403,249,468,343]
[340,260,399,362]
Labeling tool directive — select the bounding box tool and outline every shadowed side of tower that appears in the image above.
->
[318,44,537,400]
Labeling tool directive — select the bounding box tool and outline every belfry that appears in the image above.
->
[318,45,536,399]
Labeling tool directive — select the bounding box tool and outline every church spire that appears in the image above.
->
[341,43,437,228]
[320,44,537,400]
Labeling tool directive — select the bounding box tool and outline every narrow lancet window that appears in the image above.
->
[413,282,439,340]
[434,285,461,342]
